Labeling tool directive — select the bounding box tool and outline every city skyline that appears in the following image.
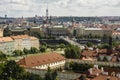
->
[1,0,120,17]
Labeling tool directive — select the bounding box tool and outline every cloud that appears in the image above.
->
[0,0,120,17]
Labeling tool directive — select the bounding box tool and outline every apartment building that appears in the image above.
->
[0,37,14,54]
[11,35,31,50]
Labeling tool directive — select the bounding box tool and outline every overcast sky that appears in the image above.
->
[1,0,120,17]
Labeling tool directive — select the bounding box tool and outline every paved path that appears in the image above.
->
[61,37,85,49]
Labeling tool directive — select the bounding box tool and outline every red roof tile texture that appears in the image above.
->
[17,53,65,68]
[0,37,13,42]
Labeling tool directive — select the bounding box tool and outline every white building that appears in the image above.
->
[76,27,112,37]
[17,53,66,70]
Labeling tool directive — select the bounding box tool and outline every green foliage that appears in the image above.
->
[98,43,110,49]
[97,56,102,61]
[12,50,24,56]
[102,34,109,40]
[23,48,29,55]
[65,45,81,59]
[0,51,7,62]
[30,47,39,54]
[0,60,24,79]
[44,67,57,80]
[40,45,46,52]
[0,60,43,80]
[103,56,108,62]
[86,42,93,47]
[68,62,93,73]
[59,43,65,50]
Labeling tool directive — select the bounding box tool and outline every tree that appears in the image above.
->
[23,48,29,56]
[97,56,102,61]
[59,43,65,50]
[0,51,7,62]
[0,60,24,79]
[12,50,24,56]
[44,67,57,80]
[44,67,52,80]
[103,56,108,62]
[86,42,93,47]
[79,75,86,80]
[0,60,43,80]
[65,45,81,59]
[30,47,39,54]
[40,46,46,53]
[116,36,119,40]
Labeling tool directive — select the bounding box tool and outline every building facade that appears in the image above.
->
[47,25,69,37]
[30,36,40,49]
[11,35,39,50]
[0,37,14,54]
[76,27,112,37]
[11,35,31,50]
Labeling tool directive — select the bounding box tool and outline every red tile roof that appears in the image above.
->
[11,35,29,39]
[0,37,13,42]
[91,75,118,80]
[17,53,65,68]
[82,50,97,57]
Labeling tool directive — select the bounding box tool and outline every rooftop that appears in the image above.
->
[0,37,13,42]
[17,53,65,68]
[11,35,29,39]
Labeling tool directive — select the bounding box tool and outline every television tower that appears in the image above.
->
[46,4,48,20]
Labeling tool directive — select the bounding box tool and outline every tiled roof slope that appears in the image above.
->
[11,35,29,39]
[17,53,65,68]
[0,37,13,42]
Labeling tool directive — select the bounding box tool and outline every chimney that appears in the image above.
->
[89,68,92,75]
[101,67,104,72]
[94,65,98,69]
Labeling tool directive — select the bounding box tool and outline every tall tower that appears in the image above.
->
[46,4,48,20]
[5,14,7,19]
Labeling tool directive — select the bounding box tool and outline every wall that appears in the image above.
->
[32,60,66,70]
[26,68,80,80]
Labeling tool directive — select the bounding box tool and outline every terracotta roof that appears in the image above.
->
[104,67,120,76]
[91,75,118,80]
[98,49,107,54]
[0,37,13,42]
[30,36,38,40]
[89,68,102,76]
[17,53,65,68]
[11,35,29,39]
[82,50,97,57]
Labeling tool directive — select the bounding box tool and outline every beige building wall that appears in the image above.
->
[0,28,4,37]
[76,27,112,38]
[30,38,40,49]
